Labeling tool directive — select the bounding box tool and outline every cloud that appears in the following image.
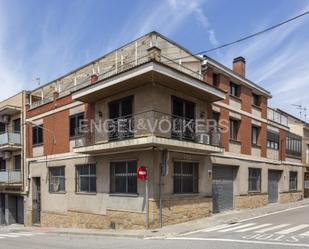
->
[208,29,219,46]
[106,0,211,51]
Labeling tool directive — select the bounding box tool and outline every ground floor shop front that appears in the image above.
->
[25,151,304,229]
[211,155,304,213]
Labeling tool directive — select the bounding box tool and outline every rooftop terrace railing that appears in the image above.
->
[29,37,203,109]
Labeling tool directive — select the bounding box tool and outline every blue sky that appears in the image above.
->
[0,0,308,120]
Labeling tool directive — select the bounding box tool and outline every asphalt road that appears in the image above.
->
[0,205,309,249]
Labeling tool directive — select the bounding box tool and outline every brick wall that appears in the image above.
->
[219,108,230,151]
[260,96,268,119]
[203,67,270,156]
[240,115,252,155]
[259,123,267,157]
[279,129,287,161]
[240,85,252,113]
[26,94,85,157]
[27,95,72,118]
[43,110,70,155]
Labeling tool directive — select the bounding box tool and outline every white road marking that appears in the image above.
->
[165,237,309,248]
[0,234,19,237]
[8,233,34,236]
[219,223,256,232]
[235,223,272,232]
[275,224,309,235]
[255,224,290,233]
[300,231,309,236]
[238,204,309,223]
[176,204,309,237]
[201,223,241,232]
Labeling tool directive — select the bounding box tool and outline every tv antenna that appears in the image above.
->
[292,104,307,122]
[33,76,41,86]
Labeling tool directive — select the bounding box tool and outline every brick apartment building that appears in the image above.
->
[203,57,304,211]
[275,109,309,198]
[0,92,28,225]
[21,31,305,229]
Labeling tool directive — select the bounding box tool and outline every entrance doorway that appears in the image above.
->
[268,170,282,203]
[213,166,235,213]
[32,177,41,225]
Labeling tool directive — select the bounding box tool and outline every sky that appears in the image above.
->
[0,0,308,120]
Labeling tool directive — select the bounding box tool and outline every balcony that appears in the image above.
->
[0,170,22,184]
[0,132,21,150]
[74,110,223,155]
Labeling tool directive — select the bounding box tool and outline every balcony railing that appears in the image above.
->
[30,38,203,109]
[0,170,22,184]
[0,132,21,146]
[75,110,222,148]
[30,98,53,110]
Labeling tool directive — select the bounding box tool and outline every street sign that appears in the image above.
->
[137,166,147,180]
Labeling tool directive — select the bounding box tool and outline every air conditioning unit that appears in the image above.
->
[1,115,10,124]
[196,134,210,145]
[3,151,12,160]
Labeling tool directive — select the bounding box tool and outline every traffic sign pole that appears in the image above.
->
[146,177,149,229]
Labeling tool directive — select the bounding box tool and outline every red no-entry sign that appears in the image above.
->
[137,166,147,180]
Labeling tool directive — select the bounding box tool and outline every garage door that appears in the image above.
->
[268,170,281,203]
[213,166,234,213]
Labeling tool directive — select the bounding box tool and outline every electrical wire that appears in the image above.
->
[178,9,309,60]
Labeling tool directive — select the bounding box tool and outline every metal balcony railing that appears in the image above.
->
[0,170,22,184]
[30,40,203,109]
[75,110,222,149]
[29,98,53,110]
[0,132,21,146]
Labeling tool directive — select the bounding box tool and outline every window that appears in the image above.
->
[252,93,260,106]
[173,161,198,194]
[267,130,279,150]
[0,122,5,133]
[76,164,96,193]
[70,113,84,138]
[230,119,240,141]
[286,134,302,158]
[248,168,261,192]
[171,96,196,141]
[230,82,239,97]
[212,112,220,129]
[289,171,298,191]
[110,161,137,194]
[108,96,134,140]
[14,155,21,171]
[213,73,219,87]
[49,167,65,193]
[252,126,260,145]
[13,119,21,133]
[0,159,6,171]
[32,126,43,145]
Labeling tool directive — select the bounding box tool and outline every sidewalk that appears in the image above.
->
[3,199,309,239]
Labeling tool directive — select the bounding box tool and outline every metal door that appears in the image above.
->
[32,177,41,224]
[268,170,281,203]
[213,166,234,213]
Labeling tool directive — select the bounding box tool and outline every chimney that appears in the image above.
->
[91,74,98,84]
[233,56,246,77]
